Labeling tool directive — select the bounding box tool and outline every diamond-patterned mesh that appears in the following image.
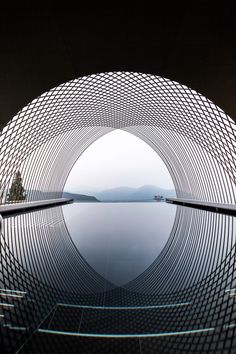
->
[0,72,236,353]
[0,72,235,203]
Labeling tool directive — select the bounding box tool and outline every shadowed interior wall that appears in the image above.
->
[1,2,236,126]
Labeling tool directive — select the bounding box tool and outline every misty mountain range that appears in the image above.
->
[64,185,176,202]
[63,192,99,202]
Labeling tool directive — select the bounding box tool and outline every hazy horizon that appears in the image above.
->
[64,184,175,194]
[64,130,175,193]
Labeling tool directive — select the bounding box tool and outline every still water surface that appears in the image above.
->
[62,202,176,286]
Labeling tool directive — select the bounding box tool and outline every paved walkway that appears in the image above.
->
[0,198,73,217]
[166,198,236,216]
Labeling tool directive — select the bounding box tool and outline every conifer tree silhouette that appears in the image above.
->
[7,171,26,202]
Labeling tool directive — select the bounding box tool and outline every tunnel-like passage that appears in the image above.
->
[0,71,235,204]
[0,72,236,353]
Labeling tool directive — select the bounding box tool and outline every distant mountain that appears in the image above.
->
[131,185,175,201]
[94,187,136,202]
[94,185,176,202]
[63,192,100,202]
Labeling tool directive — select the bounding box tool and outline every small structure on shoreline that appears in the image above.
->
[153,195,164,201]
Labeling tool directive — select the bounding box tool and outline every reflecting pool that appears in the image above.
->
[62,202,176,285]
[2,202,236,353]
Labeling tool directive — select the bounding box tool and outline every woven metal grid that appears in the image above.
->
[0,72,235,204]
[0,72,236,353]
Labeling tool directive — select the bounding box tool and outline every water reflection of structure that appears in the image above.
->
[1,205,236,353]
[0,72,236,352]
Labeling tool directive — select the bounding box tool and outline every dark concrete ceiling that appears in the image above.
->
[1,1,236,129]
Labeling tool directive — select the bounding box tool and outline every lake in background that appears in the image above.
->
[62,202,176,286]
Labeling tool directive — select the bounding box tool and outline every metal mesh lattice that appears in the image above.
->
[0,71,235,204]
[1,72,236,353]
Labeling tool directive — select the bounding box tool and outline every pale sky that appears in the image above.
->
[64,129,175,193]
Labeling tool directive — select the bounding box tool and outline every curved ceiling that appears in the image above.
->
[1,4,236,353]
[0,72,235,205]
[1,2,236,128]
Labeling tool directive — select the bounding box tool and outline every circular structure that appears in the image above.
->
[0,71,235,204]
[0,72,236,353]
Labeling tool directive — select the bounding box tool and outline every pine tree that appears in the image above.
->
[7,171,26,202]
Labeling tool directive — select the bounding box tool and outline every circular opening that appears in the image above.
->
[63,129,176,285]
